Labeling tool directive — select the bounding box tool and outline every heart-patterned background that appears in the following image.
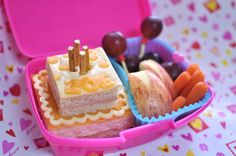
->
[0,0,236,156]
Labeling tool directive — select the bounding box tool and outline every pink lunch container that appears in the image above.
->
[4,0,214,155]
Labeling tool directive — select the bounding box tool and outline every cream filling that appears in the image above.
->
[33,70,130,126]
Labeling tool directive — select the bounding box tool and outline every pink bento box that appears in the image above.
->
[4,0,214,155]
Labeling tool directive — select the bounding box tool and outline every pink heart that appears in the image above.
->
[168,132,173,137]
[211,72,221,81]
[8,122,13,126]
[233,58,236,64]
[199,15,207,22]
[181,133,193,142]
[187,2,195,12]
[172,145,179,151]
[2,140,15,154]
[233,21,236,30]
[4,75,8,81]
[230,85,236,95]
[0,41,3,53]
[215,133,222,139]
[216,152,225,156]
[17,67,23,74]
[172,52,184,63]
[220,121,226,129]
[170,0,181,5]
[217,112,225,117]
[223,31,232,40]
[3,90,8,97]
[212,23,219,30]
[227,104,236,113]
[20,118,32,131]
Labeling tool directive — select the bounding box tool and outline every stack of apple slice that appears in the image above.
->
[128,60,208,118]
[128,60,176,118]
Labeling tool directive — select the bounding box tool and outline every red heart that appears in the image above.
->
[0,109,3,121]
[210,62,217,68]
[6,129,16,137]
[230,42,236,48]
[23,109,32,116]
[0,100,3,105]
[24,146,29,150]
[9,84,21,96]
[34,137,49,149]
[192,42,201,50]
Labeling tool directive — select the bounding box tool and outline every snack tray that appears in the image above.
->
[25,37,214,156]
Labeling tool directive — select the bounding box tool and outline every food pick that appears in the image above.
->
[139,16,163,59]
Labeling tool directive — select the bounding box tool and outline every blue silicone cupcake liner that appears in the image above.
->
[110,37,213,126]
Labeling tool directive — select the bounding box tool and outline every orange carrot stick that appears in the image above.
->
[186,64,199,75]
[180,70,205,97]
[186,82,208,105]
[171,96,187,111]
[174,71,191,94]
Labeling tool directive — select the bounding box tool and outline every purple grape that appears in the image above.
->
[161,62,183,80]
[141,16,163,39]
[141,52,163,63]
[125,55,140,72]
[102,31,127,57]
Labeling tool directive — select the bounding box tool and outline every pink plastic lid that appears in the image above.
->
[4,0,150,58]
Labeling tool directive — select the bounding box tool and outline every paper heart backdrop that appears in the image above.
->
[0,0,236,156]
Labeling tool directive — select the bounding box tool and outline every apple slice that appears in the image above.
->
[128,70,172,118]
[139,60,176,100]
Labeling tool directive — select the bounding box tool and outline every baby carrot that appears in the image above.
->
[180,70,205,97]
[174,71,191,94]
[186,64,199,75]
[186,82,208,105]
[172,96,187,111]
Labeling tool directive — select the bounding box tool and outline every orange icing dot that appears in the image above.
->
[99,60,109,68]
[90,55,98,61]
[89,49,96,54]
[64,86,81,95]
[64,79,71,85]
[81,76,99,92]
[59,65,69,71]
[47,56,59,64]
[69,79,82,87]
[98,75,115,89]
[53,74,61,81]
[63,54,68,58]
